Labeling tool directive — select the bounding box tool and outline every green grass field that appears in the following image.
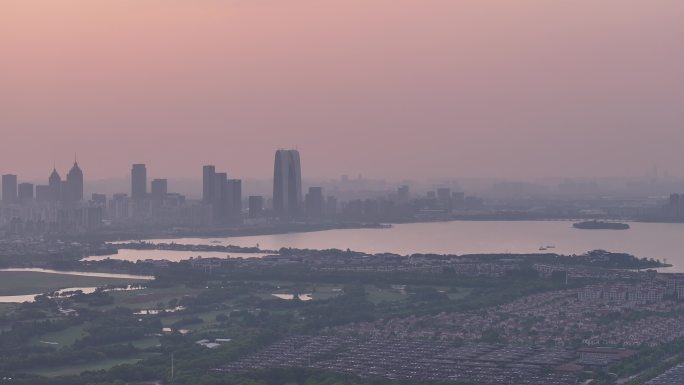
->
[0,271,146,296]
[0,303,16,317]
[107,286,202,309]
[366,285,407,304]
[25,357,147,377]
[28,323,90,347]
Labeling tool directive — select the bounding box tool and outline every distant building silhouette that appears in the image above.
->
[151,179,168,201]
[2,174,18,203]
[326,196,338,217]
[65,161,84,203]
[201,166,243,224]
[92,193,107,207]
[213,172,227,219]
[131,164,147,201]
[305,187,324,218]
[273,149,302,219]
[227,179,242,220]
[397,185,410,204]
[35,185,51,202]
[203,165,215,204]
[48,168,62,202]
[249,196,264,218]
[18,182,34,202]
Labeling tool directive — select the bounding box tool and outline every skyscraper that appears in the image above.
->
[151,179,168,201]
[273,149,302,219]
[305,187,324,218]
[203,165,215,204]
[226,179,242,221]
[213,172,227,219]
[66,161,84,203]
[48,168,62,202]
[36,185,51,202]
[131,164,147,201]
[2,174,18,203]
[18,182,34,202]
[248,196,264,218]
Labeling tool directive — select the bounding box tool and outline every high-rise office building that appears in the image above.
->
[452,191,465,209]
[91,193,107,207]
[131,164,147,201]
[226,179,242,220]
[18,182,34,202]
[36,185,51,202]
[151,179,168,201]
[670,193,682,218]
[305,187,324,218]
[203,165,215,204]
[437,187,451,203]
[326,196,338,217]
[66,161,84,203]
[397,185,410,203]
[48,168,62,202]
[110,193,132,219]
[248,196,264,218]
[2,174,18,203]
[213,172,227,219]
[273,149,302,219]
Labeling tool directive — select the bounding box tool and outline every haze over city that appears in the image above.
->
[4,3,684,385]
[3,0,684,180]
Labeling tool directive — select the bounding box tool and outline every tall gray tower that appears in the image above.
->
[131,164,147,201]
[202,165,215,204]
[273,149,302,219]
[1,174,18,203]
[66,162,84,203]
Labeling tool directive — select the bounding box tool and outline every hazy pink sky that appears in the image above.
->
[2,0,683,180]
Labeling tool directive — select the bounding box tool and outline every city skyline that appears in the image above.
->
[3,1,684,180]
[3,3,684,384]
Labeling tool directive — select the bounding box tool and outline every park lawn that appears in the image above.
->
[161,309,225,330]
[130,336,161,350]
[0,271,145,296]
[25,356,148,377]
[28,323,90,347]
[109,286,202,309]
[0,303,16,317]
[310,285,343,300]
[446,287,473,301]
[366,285,407,304]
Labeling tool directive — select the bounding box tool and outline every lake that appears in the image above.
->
[0,268,153,280]
[132,220,684,272]
[83,249,272,262]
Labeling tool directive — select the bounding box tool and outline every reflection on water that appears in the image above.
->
[0,268,153,280]
[0,294,41,303]
[0,283,146,304]
[0,287,97,303]
[138,221,684,272]
[0,269,145,303]
[54,287,98,296]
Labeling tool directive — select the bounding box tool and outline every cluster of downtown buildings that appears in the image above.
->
[0,148,486,234]
[0,149,334,234]
[0,161,102,233]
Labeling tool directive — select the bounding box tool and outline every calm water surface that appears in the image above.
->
[138,221,684,271]
[83,249,272,262]
[0,268,153,280]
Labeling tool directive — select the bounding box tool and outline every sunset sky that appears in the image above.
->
[2,1,683,180]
